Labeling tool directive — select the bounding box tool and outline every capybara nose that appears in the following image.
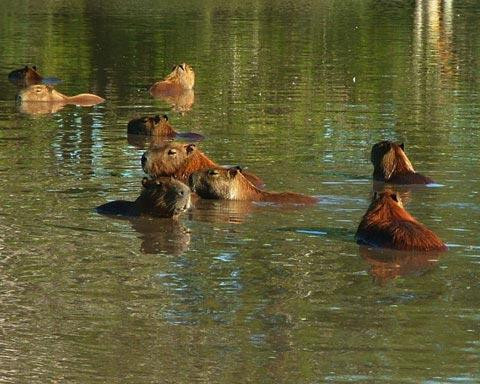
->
[141,152,147,170]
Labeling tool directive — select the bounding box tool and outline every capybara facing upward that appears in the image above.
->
[8,65,43,87]
[189,167,318,204]
[96,177,191,219]
[149,63,195,96]
[371,141,434,184]
[141,142,264,188]
[18,84,104,106]
[355,191,447,251]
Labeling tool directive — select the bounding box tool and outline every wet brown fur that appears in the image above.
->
[371,141,434,184]
[18,84,104,106]
[127,114,176,136]
[189,167,318,204]
[141,142,264,188]
[96,177,191,219]
[149,63,195,96]
[355,191,447,251]
[8,65,43,87]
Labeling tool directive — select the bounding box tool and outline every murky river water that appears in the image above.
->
[0,0,479,382]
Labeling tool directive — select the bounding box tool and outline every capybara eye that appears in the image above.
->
[168,149,177,156]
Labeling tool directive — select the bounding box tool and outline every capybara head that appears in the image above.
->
[127,114,174,136]
[18,84,66,102]
[371,141,415,181]
[189,167,244,199]
[8,65,42,87]
[138,177,191,218]
[141,142,199,178]
[165,63,195,90]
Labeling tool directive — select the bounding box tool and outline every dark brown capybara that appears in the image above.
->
[141,142,264,188]
[355,191,447,251]
[96,177,191,219]
[371,141,434,184]
[127,114,203,140]
[189,166,318,204]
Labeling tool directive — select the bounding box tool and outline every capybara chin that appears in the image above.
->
[355,191,447,251]
[18,84,104,106]
[96,177,191,219]
[149,63,195,96]
[189,167,318,204]
[141,142,264,188]
[371,141,434,184]
[8,65,43,87]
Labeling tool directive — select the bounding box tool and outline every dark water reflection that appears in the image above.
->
[0,0,479,383]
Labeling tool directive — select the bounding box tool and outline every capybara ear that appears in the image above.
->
[162,114,168,121]
[32,65,37,71]
[228,167,240,178]
[24,65,28,70]
[185,143,196,154]
[400,143,405,151]
[153,115,161,123]
[142,177,150,188]
[373,191,379,200]
[391,193,399,202]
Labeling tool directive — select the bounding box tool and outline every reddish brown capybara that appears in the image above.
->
[149,63,195,96]
[141,142,264,188]
[371,141,435,184]
[355,191,447,251]
[127,114,204,140]
[8,65,43,87]
[18,84,104,106]
[189,166,318,204]
[96,177,191,219]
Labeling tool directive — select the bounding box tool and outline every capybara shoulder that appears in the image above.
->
[141,143,263,188]
[355,191,446,251]
[97,177,191,219]
[371,141,434,184]
[149,63,195,96]
[189,167,318,204]
[127,114,176,136]
[8,65,43,87]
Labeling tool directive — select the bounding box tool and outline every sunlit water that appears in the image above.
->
[0,1,479,383]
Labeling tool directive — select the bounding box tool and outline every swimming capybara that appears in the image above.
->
[141,142,264,188]
[8,65,43,87]
[127,114,204,141]
[371,141,434,184]
[189,166,318,204]
[96,177,191,219]
[149,63,195,96]
[355,191,447,251]
[18,84,104,106]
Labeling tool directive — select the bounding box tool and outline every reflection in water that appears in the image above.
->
[189,198,254,224]
[359,246,442,285]
[18,101,66,115]
[152,89,195,113]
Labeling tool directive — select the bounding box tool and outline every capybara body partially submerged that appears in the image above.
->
[149,63,195,96]
[96,177,191,219]
[371,141,434,184]
[8,65,43,87]
[189,167,318,204]
[127,114,204,140]
[141,142,263,188]
[18,84,104,106]
[355,191,447,251]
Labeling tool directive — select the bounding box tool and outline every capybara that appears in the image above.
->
[149,63,195,96]
[8,65,43,87]
[127,114,204,140]
[18,84,104,106]
[371,141,434,184]
[355,191,447,251]
[141,142,264,188]
[96,177,191,219]
[189,166,318,204]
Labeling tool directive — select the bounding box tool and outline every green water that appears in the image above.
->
[0,0,479,382]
